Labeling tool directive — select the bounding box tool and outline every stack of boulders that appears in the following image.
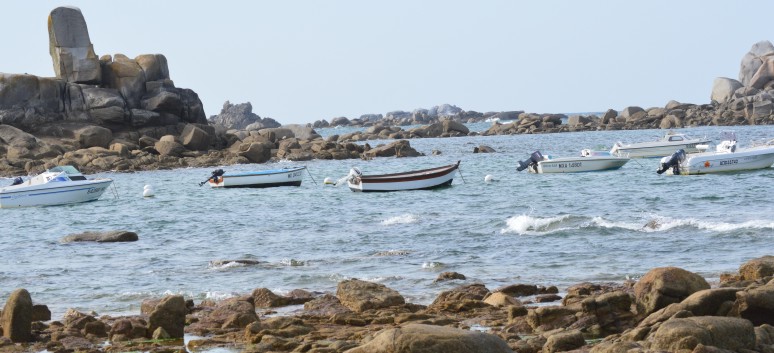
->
[312,104,493,128]
[4,256,774,352]
[0,6,407,177]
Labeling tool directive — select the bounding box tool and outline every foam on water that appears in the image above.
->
[500,214,573,235]
[382,214,419,225]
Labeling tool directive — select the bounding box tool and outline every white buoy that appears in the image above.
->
[484,175,494,183]
[323,177,334,185]
[143,185,155,197]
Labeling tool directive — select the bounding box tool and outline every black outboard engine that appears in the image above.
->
[656,149,686,175]
[11,177,23,186]
[199,169,226,186]
[516,151,544,172]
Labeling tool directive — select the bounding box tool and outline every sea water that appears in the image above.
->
[1,124,773,319]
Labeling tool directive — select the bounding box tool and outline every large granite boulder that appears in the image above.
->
[362,140,421,158]
[74,125,112,148]
[283,124,321,140]
[648,316,755,352]
[135,54,170,82]
[103,54,146,108]
[0,74,67,128]
[739,255,774,280]
[633,267,710,317]
[61,230,138,243]
[147,295,187,339]
[345,324,514,353]
[180,124,212,151]
[739,40,774,87]
[750,56,774,89]
[336,279,405,312]
[711,77,743,104]
[1,288,32,342]
[48,6,101,84]
[82,87,127,124]
[732,282,774,326]
[209,101,279,130]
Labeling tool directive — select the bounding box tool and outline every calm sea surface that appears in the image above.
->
[2,124,774,319]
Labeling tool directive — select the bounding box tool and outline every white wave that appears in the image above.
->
[599,215,774,233]
[591,216,648,231]
[382,214,419,225]
[422,261,445,269]
[205,291,237,301]
[279,258,306,266]
[500,214,572,235]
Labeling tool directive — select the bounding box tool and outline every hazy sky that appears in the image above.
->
[3,1,773,124]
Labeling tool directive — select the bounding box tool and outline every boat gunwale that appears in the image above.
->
[222,166,306,178]
[358,162,460,183]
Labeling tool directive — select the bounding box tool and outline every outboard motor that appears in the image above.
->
[656,149,686,175]
[516,151,544,172]
[11,177,23,186]
[199,169,226,186]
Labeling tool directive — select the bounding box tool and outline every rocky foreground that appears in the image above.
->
[1,255,773,353]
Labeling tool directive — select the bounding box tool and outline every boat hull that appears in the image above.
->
[671,146,774,175]
[0,179,113,208]
[209,167,305,188]
[533,157,630,173]
[612,139,711,158]
[348,162,459,192]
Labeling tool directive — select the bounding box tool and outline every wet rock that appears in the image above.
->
[253,288,291,308]
[209,259,261,267]
[731,282,774,326]
[61,230,138,243]
[648,316,755,352]
[32,304,51,322]
[346,323,513,353]
[639,287,740,327]
[433,271,466,282]
[362,139,421,158]
[483,292,521,307]
[543,330,585,353]
[495,283,539,297]
[147,295,186,339]
[738,255,774,281]
[473,145,496,153]
[633,267,709,317]
[427,283,490,313]
[526,306,578,332]
[336,279,405,313]
[108,317,148,342]
[1,288,32,342]
[303,293,351,316]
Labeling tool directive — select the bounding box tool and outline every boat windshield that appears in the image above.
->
[720,131,737,142]
[47,165,81,175]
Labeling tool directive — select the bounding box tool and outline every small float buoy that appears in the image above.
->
[484,175,494,183]
[142,185,155,197]
[323,177,334,185]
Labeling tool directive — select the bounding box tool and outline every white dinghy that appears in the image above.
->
[201,167,306,188]
[610,131,710,158]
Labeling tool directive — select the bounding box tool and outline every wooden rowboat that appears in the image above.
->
[346,161,460,192]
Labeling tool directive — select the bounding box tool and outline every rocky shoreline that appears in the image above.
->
[4,6,774,179]
[1,255,773,353]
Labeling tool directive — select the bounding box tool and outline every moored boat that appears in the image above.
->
[0,166,113,208]
[656,132,774,175]
[346,161,460,192]
[610,131,710,158]
[202,166,306,188]
[517,149,630,174]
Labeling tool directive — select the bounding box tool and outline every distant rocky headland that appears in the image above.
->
[2,6,774,178]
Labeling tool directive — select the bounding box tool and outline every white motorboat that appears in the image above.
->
[656,132,774,175]
[346,161,460,192]
[517,149,630,174]
[0,166,113,208]
[202,166,306,188]
[610,131,711,158]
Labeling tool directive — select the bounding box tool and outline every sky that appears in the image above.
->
[3,1,773,124]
